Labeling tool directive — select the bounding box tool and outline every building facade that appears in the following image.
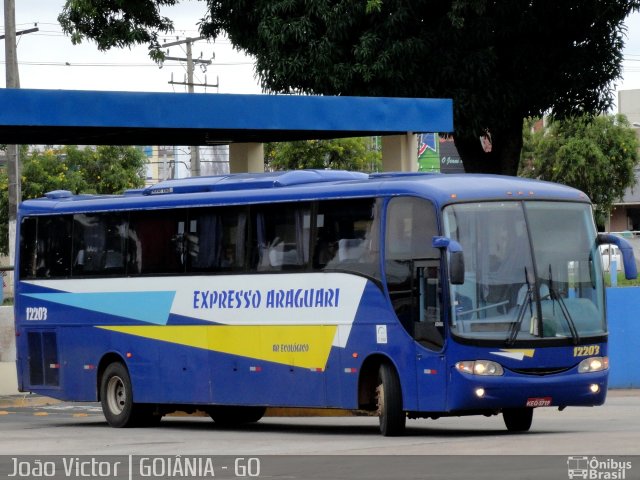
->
[611,90,640,233]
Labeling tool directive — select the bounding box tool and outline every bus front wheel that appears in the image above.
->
[100,362,160,427]
[503,407,533,432]
[376,363,406,436]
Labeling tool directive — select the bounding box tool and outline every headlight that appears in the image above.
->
[578,356,609,373]
[456,360,504,376]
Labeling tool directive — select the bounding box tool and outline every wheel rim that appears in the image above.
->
[106,375,126,415]
[376,383,385,416]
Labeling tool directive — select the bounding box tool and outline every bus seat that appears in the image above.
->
[268,243,299,267]
[103,250,124,270]
[338,238,365,261]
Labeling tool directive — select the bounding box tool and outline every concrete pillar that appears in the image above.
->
[0,306,18,395]
[381,133,418,172]
[229,143,265,173]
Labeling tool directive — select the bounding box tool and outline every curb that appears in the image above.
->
[0,394,61,408]
[165,408,358,418]
[0,396,358,417]
[266,407,357,417]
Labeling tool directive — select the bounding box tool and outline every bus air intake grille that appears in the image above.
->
[509,366,572,376]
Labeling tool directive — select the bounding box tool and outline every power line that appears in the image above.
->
[0,60,252,67]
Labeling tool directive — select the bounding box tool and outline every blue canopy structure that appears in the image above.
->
[0,89,453,146]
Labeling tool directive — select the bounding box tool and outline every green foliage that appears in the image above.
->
[0,145,146,255]
[20,148,86,199]
[18,145,146,198]
[64,145,148,194]
[365,0,383,14]
[605,270,640,287]
[265,137,381,172]
[57,0,640,175]
[520,114,639,225]
[58,0,178,62]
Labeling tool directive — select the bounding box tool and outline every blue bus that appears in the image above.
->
[14,170,636,436]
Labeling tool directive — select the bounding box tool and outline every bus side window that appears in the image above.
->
[19,217,38,280]
[415,264,444,350]
[34,216,72,279]
[187,207,247,272]
[128,210,186,275]
[73,214,104,275]
[314,198,381,280]
[251,203,311,271]
[72,213,128,276]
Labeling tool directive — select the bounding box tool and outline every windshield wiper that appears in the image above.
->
[548,265,580,344]
[507,268,534,345]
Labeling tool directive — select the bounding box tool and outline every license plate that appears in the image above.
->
[526,397,552,407]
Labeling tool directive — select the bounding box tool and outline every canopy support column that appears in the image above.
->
[229,143,265,173]
[382,133,418,172]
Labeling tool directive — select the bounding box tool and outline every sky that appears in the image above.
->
[0,1,262,94]
[3,2,640,104]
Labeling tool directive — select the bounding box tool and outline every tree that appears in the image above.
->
[63,145,149,194]
[0,145,146,254]
[59,0,640,175]
[265,137,381,172]
[520,114,639,226]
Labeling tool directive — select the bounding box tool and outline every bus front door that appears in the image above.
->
[413,262,447,412]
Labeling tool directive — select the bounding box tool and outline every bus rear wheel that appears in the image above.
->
[376,363,406,436]
[208,406,267,426]
[503,407,533,432]
[100,362,161,427]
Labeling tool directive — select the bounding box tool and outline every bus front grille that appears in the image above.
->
[509,366,572,376]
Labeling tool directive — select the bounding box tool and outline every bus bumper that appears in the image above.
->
[446,369,608,412]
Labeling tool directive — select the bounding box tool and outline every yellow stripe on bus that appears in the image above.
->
[97,325,338,370]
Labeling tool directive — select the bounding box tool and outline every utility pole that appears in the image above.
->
[3,0,20,282]
[162,37,217,178]
[3,0,21,221]
[2,0,38,298]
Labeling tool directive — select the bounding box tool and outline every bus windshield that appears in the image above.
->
[443,201,605,342]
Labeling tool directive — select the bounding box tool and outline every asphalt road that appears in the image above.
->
[0,391,639,479]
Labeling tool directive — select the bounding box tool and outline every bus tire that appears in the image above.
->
[208,406,267,426]
[376,363,406,436]
[503,407,533,432]
[100,362,157,428]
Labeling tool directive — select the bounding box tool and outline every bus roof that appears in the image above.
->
[18,171,590,216]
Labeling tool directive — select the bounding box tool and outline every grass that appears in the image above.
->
[604,271,640,287]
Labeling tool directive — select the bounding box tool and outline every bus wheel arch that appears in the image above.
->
[358,354,387,410]
[97,352,127,402]
[98,355,161,428]
[358,354,406,436]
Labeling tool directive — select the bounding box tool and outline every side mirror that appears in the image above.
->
[432,236,465,285]
[597,233,638,280]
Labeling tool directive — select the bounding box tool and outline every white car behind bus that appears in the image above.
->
[600,244,622,272]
